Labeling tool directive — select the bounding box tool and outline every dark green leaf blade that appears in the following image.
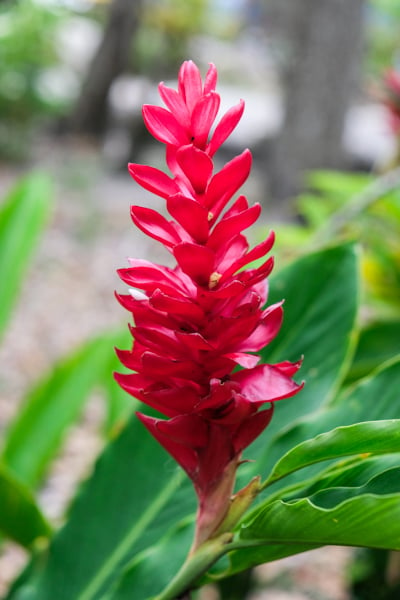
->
[104,520,194,600]
[251,356,400,493]
[347,320,400,382]
[240,243,359,480]
[240,469,400,550]
[258,243,358,436]
[2,331,118,487]
[0,462,51,548]
[264,419,400,487]
[11,413,194,600]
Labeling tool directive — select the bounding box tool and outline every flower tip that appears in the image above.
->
[241,148,253,167]
[127,163,137,176]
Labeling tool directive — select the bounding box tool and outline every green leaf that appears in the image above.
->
[211,359,400,577]
[0,462,51,548]
[347,320,400,382]
[2,331,118,487]
[223,467,400,576]
[104,519,194,600]
[284,454,400,503]
[0,173,52,340]
[241,243,359,479]
[263,420,400,487]
[10,413,195,600]
[239,468,400,550]
[251,356,400,496]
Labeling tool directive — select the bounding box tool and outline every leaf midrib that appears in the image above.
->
[77,470,184,600]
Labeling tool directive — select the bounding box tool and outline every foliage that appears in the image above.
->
[0,0,64,159]
[0,173,52,341]
[1,237,400,600]
[366,0,400,77]
[133,0,209,77]
[2,161,400,598]
[272,169,400,318]
[0,172,131,580]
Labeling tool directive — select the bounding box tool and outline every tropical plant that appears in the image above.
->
[2,63,400,600]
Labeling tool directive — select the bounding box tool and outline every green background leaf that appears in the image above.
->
[0,463,51,548]
[0,173,52,340]
[239,242,359,482]
[2,331,121,487]
[347,320,400,382]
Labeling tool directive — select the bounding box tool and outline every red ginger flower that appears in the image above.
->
[116,60,303,550]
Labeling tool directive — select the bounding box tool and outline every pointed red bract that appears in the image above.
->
[116,60,303,549]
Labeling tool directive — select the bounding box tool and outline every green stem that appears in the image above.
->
[152,533,233,600]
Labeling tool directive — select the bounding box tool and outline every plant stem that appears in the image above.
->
[152,533,233,600]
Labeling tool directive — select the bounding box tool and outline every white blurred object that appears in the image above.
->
[57,16,102,73]
[343,103,397,167]
[36,67,80,104]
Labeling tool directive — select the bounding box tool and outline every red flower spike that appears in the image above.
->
[116,60,303,552]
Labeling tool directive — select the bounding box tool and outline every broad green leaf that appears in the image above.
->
[288,454,400,501]
[347,320,400,382]
[9,244,360,599]
[2,331,119,487]
[0,173,51,340]
[209,359,400,578]
[242,243,359,478]
[104,520,194,600]
[9,412,194,600]
[222,467,400,576]
[0,462,51,548]
[262,244,358,421]
[239,468,400,550]
[252,357,400,493]
[263,420,400,487]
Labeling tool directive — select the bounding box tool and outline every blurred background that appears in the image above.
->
[0,0,400,598]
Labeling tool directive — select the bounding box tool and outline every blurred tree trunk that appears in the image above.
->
[267,0,365,201]
[69,0,143,137]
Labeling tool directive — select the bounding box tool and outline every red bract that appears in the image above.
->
[116,60,303,550]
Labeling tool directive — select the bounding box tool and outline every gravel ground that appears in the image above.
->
[0,139,353,599]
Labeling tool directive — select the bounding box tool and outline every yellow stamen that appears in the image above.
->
[209,272,222,289]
